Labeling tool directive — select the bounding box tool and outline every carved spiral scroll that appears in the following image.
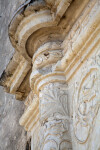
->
[73,66,100,144]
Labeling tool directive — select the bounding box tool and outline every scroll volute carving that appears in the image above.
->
[32,42,63,70]
[33,50,63,70]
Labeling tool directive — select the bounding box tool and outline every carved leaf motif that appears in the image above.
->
[40,83,68,120]
[39,83,72,150]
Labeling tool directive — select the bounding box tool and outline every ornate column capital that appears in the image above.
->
[1,0,100,150]
[30,41,65,94]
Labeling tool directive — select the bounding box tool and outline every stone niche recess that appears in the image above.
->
[0,0,100,150]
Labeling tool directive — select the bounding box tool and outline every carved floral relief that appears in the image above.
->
[39,83,72,150]
[73,51,100,144]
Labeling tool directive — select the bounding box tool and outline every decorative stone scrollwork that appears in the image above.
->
[33,50,63,69]
[42,119,72,150]
[2,0,100,150]
[73,53,100,144]
[29,39,72,149]
[32,42,63,70]
[39,82,72,150]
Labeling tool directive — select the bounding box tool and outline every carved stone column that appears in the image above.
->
[39,82,72,150]
[1,1,100,150]
[30,42,72,150]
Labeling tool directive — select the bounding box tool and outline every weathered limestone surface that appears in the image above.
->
[0,0,100,150]
[0,0,27,150]
[68,46,100,150]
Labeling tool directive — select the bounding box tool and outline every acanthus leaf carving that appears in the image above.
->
[39,82,72,150]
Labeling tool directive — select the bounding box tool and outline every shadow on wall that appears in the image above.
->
[26,138,31,150]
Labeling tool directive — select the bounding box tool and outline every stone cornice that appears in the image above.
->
[1,1,100,149]
[0,0,91,101]
[19,0,100,133]
[8,0,72,62]
[55,0,100,81]
[45,0,72,21]
[0,0,74,100]
[0,52,31,100]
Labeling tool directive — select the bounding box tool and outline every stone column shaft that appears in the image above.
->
[30,42,72,150]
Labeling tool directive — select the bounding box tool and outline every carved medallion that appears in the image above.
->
[73,54,100,144]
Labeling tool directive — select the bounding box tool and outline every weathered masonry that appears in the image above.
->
[0,0,100,149]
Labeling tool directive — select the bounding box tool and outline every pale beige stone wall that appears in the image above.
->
[68,47,100,150]
[64,1,100,149]
[0,0,100,150]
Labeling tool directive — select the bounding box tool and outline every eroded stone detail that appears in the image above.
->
[1,0,100,150]
[39,82,72,150]
[73,50,100,144]
[33,50,63,70]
